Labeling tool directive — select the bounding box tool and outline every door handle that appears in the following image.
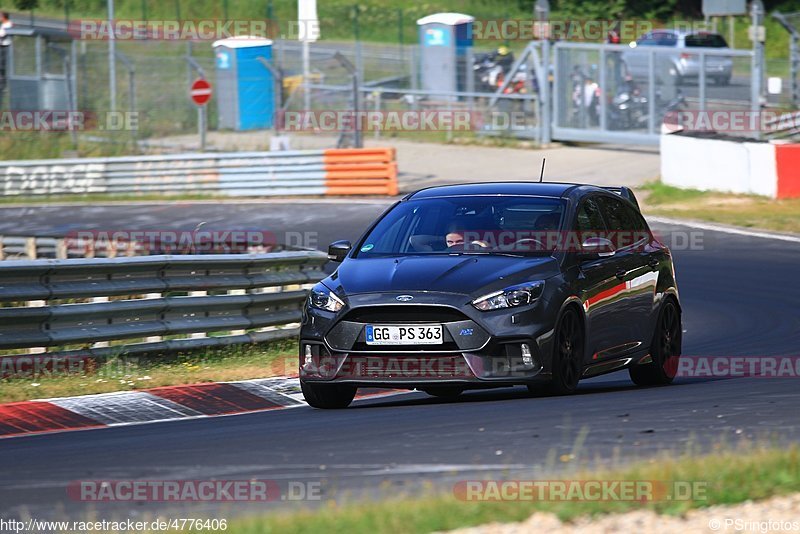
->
[615,269,627,280]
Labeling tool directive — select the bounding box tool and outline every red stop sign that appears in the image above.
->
[190,78,212,106]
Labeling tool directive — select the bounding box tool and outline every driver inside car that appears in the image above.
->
[445,228,489,250]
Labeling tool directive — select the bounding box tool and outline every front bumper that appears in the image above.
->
[299,291,556,388]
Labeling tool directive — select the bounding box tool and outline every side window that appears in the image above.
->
[597,196,631,232]
[575,197,606,233]
[597,196,648,249]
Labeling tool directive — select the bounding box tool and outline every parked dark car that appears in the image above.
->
[299,182,682,408]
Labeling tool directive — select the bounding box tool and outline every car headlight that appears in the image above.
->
[471,281,544,311]
[309,285,345,313]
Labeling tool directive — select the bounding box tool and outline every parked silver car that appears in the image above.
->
[621,30,733,86]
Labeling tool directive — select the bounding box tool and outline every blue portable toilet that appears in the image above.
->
[417,13,474,95]
[212,37,275,130]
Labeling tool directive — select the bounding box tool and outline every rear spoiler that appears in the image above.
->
[602,186,640,211]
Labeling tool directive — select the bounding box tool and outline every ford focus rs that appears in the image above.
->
[299,182,681,408]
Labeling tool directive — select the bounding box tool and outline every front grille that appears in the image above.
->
[337,354,473,379]
[349,341,461,352]
[342,305,468,324]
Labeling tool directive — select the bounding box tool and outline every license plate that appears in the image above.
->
[365,324,443,345]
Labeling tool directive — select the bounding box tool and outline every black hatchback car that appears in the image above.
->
[300,183,681,408]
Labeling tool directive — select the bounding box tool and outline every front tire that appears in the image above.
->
[534,307,584,396]
[630,299,681,386]
[301,381,357,409]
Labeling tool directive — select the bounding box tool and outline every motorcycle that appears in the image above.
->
[608,77,686,130]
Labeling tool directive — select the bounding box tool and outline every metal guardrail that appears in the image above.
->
[0,148,399,197]
[0,234,289,260]
[0,251,327,363]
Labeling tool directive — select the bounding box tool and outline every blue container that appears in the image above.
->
[213,37,275,130]
[417,13,474,95]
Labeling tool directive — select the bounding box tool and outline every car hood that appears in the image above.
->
[328,254,560,298]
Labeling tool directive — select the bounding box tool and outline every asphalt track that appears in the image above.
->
[1,201,799,521]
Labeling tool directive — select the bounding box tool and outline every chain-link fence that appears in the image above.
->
[4,14,796,149]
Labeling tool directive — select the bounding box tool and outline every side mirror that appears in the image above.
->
[579,237,616,260]
[327,240,352,262]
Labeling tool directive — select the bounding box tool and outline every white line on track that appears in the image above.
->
[648,216,800,244]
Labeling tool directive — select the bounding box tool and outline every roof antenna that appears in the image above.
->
[538,158,546,183]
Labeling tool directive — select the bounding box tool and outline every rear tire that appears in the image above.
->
[542,307,584,395]
[422,387,464,399]
[629,299,681,386]
[300,381,357,409]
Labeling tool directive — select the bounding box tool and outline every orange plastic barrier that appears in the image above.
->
[323,148,399,196]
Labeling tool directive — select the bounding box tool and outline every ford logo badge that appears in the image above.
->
[396,295,414,302]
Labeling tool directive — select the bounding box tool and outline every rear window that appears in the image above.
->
[685,33,728,48]
[638,32,678,46]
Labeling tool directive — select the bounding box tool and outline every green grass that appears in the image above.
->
[0,339,297,404]
[640,181,710,204]
[216,445,800,533]
[0,132,138,161]
[638,181,800,234]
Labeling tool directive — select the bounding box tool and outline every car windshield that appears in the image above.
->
[685,33,728,48]
[355,196,566,257]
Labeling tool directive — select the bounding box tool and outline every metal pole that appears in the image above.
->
[302,40,310,110]
[699,51,706,111]
[750,0,764,139]
[793,34,800,107]
[373,90,380,140]
[354,6,363,83]
[199,106,206,151]
[599,47,607,132]
[129,65,136,148]
[536,0,551,144]
[398,8,404,58]
[63,54,77,148]
[108,0,116,111]
[352,72,361,148]
[728,15,735,50]
[648,48,655,134]
[333,52,361,148]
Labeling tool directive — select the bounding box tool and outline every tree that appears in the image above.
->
[13,0,40,10]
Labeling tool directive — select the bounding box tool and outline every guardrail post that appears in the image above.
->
[189,290,209,338]
[145,292,163,343]
[85,239,96,259]
[25,237,37,260]
[92,296,111,348]
[229,289,247,335]
[56,238,68,259]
